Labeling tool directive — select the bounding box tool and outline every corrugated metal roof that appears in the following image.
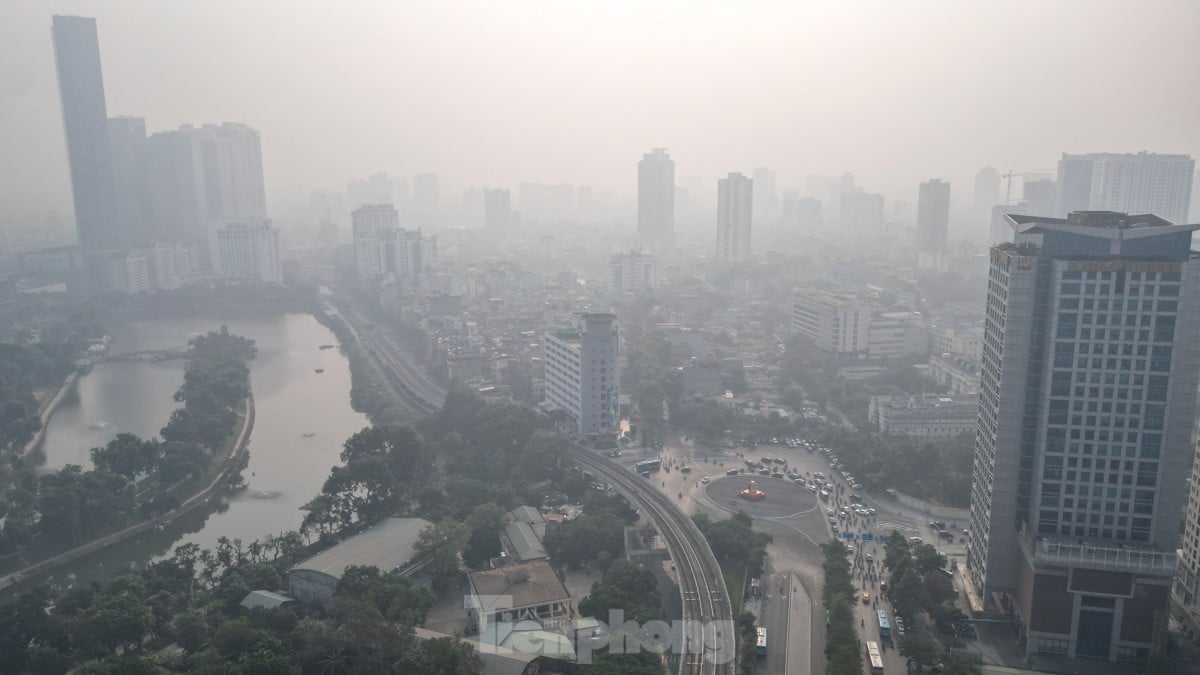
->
[504,521,548,561]
[290,517,432,580]
[240,590,293,610]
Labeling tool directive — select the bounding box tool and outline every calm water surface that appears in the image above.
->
[10,312,368,589]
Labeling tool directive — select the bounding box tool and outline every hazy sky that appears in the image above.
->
[3,0,1199,218]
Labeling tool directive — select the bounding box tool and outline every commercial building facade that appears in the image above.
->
[790,290,870,354]
[868,394,977,438]
[965,211,1200,664]
[542,314,619,436]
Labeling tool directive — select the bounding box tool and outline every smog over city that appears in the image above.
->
[0,2,1199,674]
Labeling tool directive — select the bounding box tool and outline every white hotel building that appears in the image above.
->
[542,313,619,437]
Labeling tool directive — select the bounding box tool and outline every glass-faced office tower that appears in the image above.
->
[966,211,1200,664]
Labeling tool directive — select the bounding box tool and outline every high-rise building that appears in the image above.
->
[916,179,951,253]
[966,211,1200,663]
[808,173,855,216]
[1017,178,1055,218]
[209,220,281,284]
[752,167,779,225]
[975,166,1003,215]
[781,192,822,230]
[790,290,870,354]
[107,116,151,246]
[609,250,657,300]
[637,149,675,248]
[52,15,118,248]
[1055,152,1195,225]
[146,123,267,262]
[348,173,402,211]
[484,188,512,231]
[715,172,752,263]
[839,190,884,232]
[351,204,400,283]
[542,314,620,436]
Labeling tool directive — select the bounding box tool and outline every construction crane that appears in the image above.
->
[1002,170,1053,205]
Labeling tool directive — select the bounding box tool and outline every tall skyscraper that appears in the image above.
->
[637,149,675,248]
[1022,178,1057,217]
[1055,152,1195,225]
[146,123,267,264]
[715,172,752,263]
[752,167,779,225]
[484,188,512,231]
[52,15,118,248]
[107,116,151,246]
[916,179,951,252]
[974,166,1002,215]
[966,211,1200,663]
[839,190,883,232]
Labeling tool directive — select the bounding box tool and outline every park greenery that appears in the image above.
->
[579,560,663,625]
[1,327,256,554]
[0,533,484,673]
[821,540,865,675]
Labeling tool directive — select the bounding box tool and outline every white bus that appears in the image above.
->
[865,640,884,673]
[756,627,767,657]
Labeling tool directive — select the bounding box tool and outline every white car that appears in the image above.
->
[700,475,710,484]
[827,508,836,516]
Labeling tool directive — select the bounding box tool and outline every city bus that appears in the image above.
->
[865,641,884,673]
[755,627,767,657]
[877,610,891,639]
[635,459,661,474]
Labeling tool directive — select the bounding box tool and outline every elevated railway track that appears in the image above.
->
[327,296,735,673]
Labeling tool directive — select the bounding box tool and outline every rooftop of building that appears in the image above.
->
[1010,211,1185,230]
[504,521,548,562]
[290,516,432,580]
[239,590,294,611]
[509,505,544,526]
[469,561,571,611]
[1062,150,1193,161]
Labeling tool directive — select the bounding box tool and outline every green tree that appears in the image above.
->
[899,634,942,669]
[579,561,662,624]
[414,518,470,593]
[80,591,154,654]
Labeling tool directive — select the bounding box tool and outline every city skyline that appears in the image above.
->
[4,2,1199,221]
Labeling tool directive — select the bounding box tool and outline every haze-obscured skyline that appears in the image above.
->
[3,0,1199,218]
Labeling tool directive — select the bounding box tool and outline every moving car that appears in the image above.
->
[861,592,870,604]
[700,475,710,484]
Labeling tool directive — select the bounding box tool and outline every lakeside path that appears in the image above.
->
[19,371,81,458]
[0,395,255,591]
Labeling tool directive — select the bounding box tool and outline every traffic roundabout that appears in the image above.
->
[704,475,818,518]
